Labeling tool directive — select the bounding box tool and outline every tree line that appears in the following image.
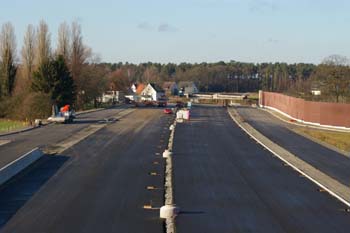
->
[0,20,109,121]
[1,20,350,122]
[106,61,315,93]
[106,57,350,103]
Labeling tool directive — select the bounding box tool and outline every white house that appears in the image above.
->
[125,83,146,101]
[140,83,165,101]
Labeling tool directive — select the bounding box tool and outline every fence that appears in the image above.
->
[259,91,350,129]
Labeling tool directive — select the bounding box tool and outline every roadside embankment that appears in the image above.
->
[228,107,350,207]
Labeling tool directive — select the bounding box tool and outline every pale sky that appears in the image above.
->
[1,0,350,64]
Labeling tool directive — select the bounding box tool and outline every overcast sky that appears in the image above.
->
[1,0,350,64]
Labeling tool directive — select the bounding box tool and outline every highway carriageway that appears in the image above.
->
[236,106,350,190]
[1,105,350,232]
[0,107,173,232]
[173,105,350,233]
[0,105,132,168]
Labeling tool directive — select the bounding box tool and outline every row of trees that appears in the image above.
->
[1,20,349,121]
[312,56,350,103]
[0,20,111,121]
[104,61,317,93]
[105,61,315,94]
[106,55,350,103]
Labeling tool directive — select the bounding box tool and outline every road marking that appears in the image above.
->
[149,172,159,176]
[0,139,11,146]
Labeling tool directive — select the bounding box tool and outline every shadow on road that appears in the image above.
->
[180,210,205,215]
[0,154,69,228]
[70,119,104,124]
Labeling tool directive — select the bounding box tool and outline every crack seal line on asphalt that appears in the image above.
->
[227,108,350,208]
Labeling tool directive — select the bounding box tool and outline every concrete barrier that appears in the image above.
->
[0,148,43,186]
[162,117,178,233]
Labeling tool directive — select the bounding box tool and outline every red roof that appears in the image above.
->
[136,84,146,94]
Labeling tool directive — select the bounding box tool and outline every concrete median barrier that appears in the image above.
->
[0,148,43,186]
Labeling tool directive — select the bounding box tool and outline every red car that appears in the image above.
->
[163,108,173,114]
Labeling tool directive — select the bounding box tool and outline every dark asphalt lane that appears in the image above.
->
[0,108,172,233]
[173,105,350,233]
[236,106,350,187]
[0,105,129,168]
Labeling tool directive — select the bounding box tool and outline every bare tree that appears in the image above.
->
[0,22,17,97]
[70,21,86,77]
[314,55,350,102]
[322,54,349,66]
[35,20,51,67]
[70,20,91,107]
[57,22,70,61]
[21,24,36,82]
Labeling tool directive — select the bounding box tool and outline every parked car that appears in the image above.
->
[163,108,173,114]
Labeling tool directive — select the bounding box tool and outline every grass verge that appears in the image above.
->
[294,127,350,152]
[0,119,29,133]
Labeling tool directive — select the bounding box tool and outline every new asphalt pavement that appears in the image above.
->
[0,105,129,168]
[1,104,350,232]
[236,106,350,188]
[0,108,173,232]
[173,105,350,233]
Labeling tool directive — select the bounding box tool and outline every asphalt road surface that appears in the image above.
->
[0,108,172,232]
[0,106,129,168]
[173,105,350,233]
[236,106,350,187]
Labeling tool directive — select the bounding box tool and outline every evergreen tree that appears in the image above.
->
[53,55,76,107]
[32,55,76,107]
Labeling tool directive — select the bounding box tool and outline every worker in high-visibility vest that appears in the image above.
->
[60,105,70,113]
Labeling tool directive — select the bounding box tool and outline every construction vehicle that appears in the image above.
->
[47,104,75,123]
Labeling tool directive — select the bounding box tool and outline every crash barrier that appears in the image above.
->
[0,148,43,186]
[259,91,350,129]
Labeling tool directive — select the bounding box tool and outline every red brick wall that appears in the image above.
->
[261,92,350,128]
